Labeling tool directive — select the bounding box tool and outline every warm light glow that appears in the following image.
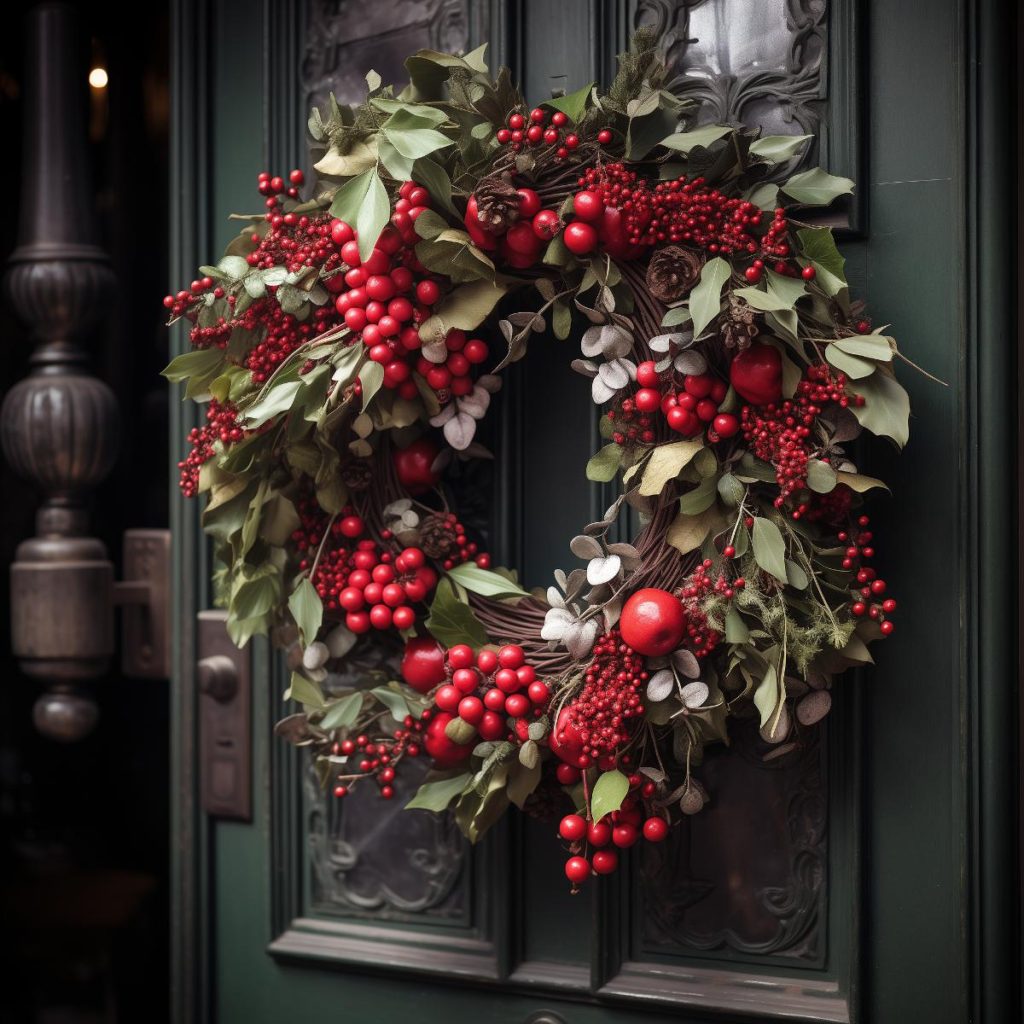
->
[88,67,108,89]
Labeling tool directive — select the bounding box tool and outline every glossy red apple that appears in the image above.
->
[400,637,446,694]
[729,342,783,406]
[619,588,687,657]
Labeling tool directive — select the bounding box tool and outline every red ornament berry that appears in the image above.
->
[729,342,783,406]
[516,188,542,218]
[448,644,475,670]
[597,128,612,145]
[400,638,447,693]
[393,438,441,495]
[548,707,587,766]
[555,763,582,785]
[591,848,618,874]
[801,265,817,281]
[572,190,604,222]
[497,644,525,669]
[619,588,686,657]
[712,413,740,438]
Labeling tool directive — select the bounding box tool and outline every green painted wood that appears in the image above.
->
[169,0,1021,1021]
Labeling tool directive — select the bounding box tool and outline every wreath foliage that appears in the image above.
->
[165,34,913,885]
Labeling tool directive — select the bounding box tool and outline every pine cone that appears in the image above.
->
[722,295,759,350]
[646,246,704,303]
[474,172,521,232]
[419,513,457,559]
[340,459,373,491]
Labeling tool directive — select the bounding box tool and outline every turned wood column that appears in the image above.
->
[1,3,119,740]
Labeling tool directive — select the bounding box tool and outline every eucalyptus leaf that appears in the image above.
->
[446,563,528,598]
[329,168,391,262]
[751,516,787,582]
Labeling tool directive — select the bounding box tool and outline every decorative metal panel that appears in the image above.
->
[636,722,826,962]
[301,0,490,113]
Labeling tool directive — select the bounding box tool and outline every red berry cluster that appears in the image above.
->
[178,399,242,496]
[841,514,896,636]
[563,630,647,764]
[495,106,611,159]
[432,643,551,744]
[558,782,669,887]
[293,499,439,630]
[572,164,787,258]
[677,558,741,658]
[332,716,425,801]
[740,364,864,515]
[333,181,490,402]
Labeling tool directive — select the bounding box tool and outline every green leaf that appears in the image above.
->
[162,346,224,384]
[825,345,877,379]
[733,285,794,313]
[725,608,750,643]
[370,98,448,125]
[320,692,363,730]
[418,279,510,344]
[785,559,809,589]
[781,167,855,206]
[638,440,704,496]
[836,471,889,493]
[411,158,459,218]
[329,168,391,262]
[717,472,745,507]
[370,685,411,722]
[314,137,379,178]
[415,229,495,284]
[765,269,809,308]
[288,576,323,644]
[666,505,719,555]
[753,664,781,728]
[446,563,528,598]
[589,769,629,823]
[805,459,838,494]
[746,182,780,211]
[405,771,472,812]
[382,116,453,162]
[750,134,811,162]
[833,335,894,362]
[216,254,251,279]
[851,370,911,447]
[424,577,490,649]
[358,361,385,407]
[507,760,541,809]
[751,516,787,582]
[688,257,731,337]
[287,672,325,709]
[661,305,693,328]
[679,474,719,515]
[586,443,621,482]
[659,124,733,153]
[543,82,594,123]
[795,227,847,296]
[242,380,303,427]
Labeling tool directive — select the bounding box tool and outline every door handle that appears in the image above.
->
[198,611,252,821]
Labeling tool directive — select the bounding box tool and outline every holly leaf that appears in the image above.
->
[589,769,629,823]
[751,516,787,582]
[688,257,731,337]
[781,167,855,206]
[749,134,811,162]
[329,168,391,262]
[543,82,594,123]
[659,124,733,154]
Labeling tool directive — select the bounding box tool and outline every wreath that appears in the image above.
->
[165,32,915,887]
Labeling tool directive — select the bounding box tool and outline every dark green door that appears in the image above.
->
[169,2,1018,1022]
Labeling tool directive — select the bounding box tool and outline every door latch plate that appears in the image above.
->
[198,610,251,821]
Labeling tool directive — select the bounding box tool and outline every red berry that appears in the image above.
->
[555,763,581,785]
[801,265,817,281]
[458,695,484,725]
[634,387,661,413]
[532,209,561,240]
[636,360,659,388]
[564,856,590,884]
[478,711,505,741]
[516,188,541,217]
[393,438,441,495]
[642,817,668,842]
[591,849,618,874]
[508,113,525,130]
[572,190,604,222]
[611,823,639,848]
[713,413,740,438]
[563,221,598,255]
[498,644,525,669]
[424,712,474,767]
[586,820,611,847]
[619,588,686,657]
[559,814,587,841]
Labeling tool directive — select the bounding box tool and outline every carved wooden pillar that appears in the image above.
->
[1,3,119,740]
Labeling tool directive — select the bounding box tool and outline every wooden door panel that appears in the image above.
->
[170,0,1016,1021]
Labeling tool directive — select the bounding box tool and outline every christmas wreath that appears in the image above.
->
[165,33,914,887]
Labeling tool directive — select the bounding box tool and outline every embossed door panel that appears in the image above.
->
[172,1,1011,1022]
